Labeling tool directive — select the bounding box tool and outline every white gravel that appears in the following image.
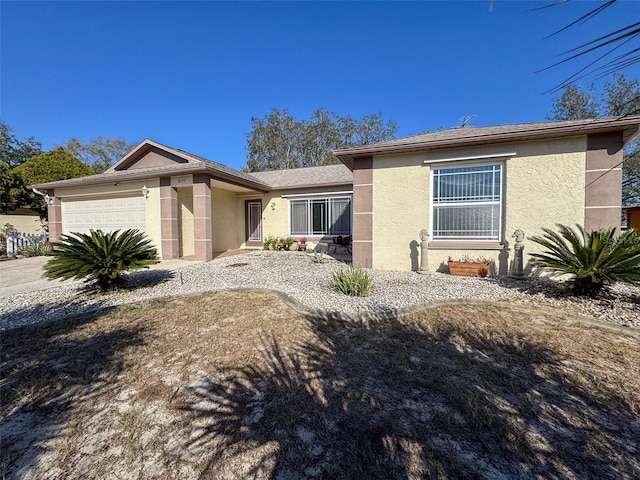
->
[1,251,638,331]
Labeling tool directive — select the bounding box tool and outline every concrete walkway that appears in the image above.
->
[0,256,201,297]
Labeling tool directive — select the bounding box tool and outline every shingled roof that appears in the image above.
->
[31,141,351,192]
[249,164,352,189]
[333,116,640,168]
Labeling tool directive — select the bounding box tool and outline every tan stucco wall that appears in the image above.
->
[372,153,430,272]
[212,187,243,251]
[0,211,44,234]
[371,138,587,273]
[52,179,163,255]
[177,187,194,257]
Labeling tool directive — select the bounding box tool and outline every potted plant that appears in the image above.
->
[284,236,295,251]
[277,237,286,251]
[447,255,492,278]
[298,237,308,252]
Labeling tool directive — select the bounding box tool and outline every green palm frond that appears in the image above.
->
[530,224,640,295]
[44,229,159,292]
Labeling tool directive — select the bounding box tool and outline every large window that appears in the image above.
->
[290,196,352,236]
[431,164,502,241]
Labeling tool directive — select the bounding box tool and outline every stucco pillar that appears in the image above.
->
[352,156,373,269]
[160,178,179,259]
[193,174,212,261]
[585,132,623,232]
[48,196,62,243]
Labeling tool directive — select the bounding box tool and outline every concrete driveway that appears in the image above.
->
[0,256,200,297]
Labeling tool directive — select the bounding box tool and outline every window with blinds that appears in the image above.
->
[290,197,352,236]
[431,164,502,240]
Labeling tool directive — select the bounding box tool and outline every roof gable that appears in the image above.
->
[107,140,202,172]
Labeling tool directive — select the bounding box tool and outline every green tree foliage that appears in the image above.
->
[13,147,94,186]
[549,74,640,205]
[550,85,599,121]
[244,108,397,172]
[9,148,94,217]
[43,229,159,292]
[0,161,30,214]
[0,121,43,167]
[529,224,640,296]
[62,137,136,174]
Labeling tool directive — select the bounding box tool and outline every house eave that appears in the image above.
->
[334,116,640,168]
[32,163,271,193]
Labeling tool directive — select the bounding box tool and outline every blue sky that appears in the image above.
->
[2,1,638,171]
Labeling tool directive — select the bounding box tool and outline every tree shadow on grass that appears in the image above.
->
[0,310,148,478]
[182,305,640,479]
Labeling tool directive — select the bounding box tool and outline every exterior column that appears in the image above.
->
[585,132,623,232]
[193,174,212,261]
[352,156,373,268]
[48,195,62,243]
[160,178,179,259]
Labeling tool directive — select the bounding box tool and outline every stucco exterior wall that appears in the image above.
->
[0,211,44,234]
[503,137,586,273]
[371,138,587,273]
[177,187,194,257]
[211,187,243,251]
[372,153,430,272]
[52,179,163,254]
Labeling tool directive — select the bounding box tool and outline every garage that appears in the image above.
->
[62,195,146,235]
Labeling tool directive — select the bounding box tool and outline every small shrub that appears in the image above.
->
[312,251,324,263]
[530,224,640,296]
[17,242,52,257]
[284,236,294,249]
[332,266,372,296]
[263,235,278,250]
[43,229,159,292]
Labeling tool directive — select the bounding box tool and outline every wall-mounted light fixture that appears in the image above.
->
[271,202,276,211]
[141,185,149,199]
[44,194,54,206]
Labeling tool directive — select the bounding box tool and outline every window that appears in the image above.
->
[290,196,352,236]
[431,163,502,241]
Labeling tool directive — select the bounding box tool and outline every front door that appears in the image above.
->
[245,200,262,247]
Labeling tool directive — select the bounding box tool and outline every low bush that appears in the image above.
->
[43,229,159,292]
[530,224,640,296]
[263,235,278,250]
[17,242,52,257]
[332,266,372,296]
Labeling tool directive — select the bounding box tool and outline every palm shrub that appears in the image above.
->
[332,266,372,296]
[529,224,640,296]
[44,229,159,292]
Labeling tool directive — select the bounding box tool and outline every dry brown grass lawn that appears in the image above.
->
[1,291,639,479]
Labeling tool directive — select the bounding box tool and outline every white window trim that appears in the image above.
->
[429,162,504,242]
[423,152,516,165]
[282,191,353,198]
[288,195,353,237]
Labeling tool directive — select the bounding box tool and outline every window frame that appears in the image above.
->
[288,195,353,237]
[429,162,504,242]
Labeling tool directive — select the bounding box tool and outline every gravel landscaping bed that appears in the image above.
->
[1,250,638,331]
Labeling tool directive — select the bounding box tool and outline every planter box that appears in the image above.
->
[447,261,491,278]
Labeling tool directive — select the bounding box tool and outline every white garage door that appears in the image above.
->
[62,195,146,235]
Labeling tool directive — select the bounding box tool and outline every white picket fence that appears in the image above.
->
[5,230,49,257]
